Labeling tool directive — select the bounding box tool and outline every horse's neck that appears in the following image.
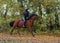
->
[30,18,35,23]
[28,16,36,22]
[31,17,36,21]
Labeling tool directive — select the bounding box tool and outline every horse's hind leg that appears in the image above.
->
[17,29,21,35]
[10,20,19,35]
[10,29,14,35]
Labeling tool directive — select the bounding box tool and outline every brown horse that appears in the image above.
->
[9,14,40,37]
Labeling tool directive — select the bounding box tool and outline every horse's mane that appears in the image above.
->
[28,14,38,20]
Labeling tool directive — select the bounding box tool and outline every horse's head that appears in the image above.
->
[31,14,40,23]
[32,14,40,20]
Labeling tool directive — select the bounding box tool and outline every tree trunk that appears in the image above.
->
[54,8,59,29]
[4,7,8,19]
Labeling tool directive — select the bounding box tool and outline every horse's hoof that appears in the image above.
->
[32,34,35,37]
[10,33,12,35]
[33,35,35,37]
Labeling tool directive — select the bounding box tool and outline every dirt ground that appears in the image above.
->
[0,33,60,43]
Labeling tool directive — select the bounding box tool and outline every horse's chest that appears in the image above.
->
[29,20,33,24]
[28,20,34,26]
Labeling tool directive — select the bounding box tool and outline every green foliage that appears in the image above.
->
[17,0,24,2]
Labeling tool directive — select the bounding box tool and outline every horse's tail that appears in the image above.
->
[9,21,15,27]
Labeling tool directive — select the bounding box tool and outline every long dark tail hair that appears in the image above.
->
[9,21,15,27]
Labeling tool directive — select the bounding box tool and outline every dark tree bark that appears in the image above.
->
[4,8,8,19]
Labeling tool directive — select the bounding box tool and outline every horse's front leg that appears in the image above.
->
[31,30,35,37]
[28,27,35,37]
[33,26,36,33]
